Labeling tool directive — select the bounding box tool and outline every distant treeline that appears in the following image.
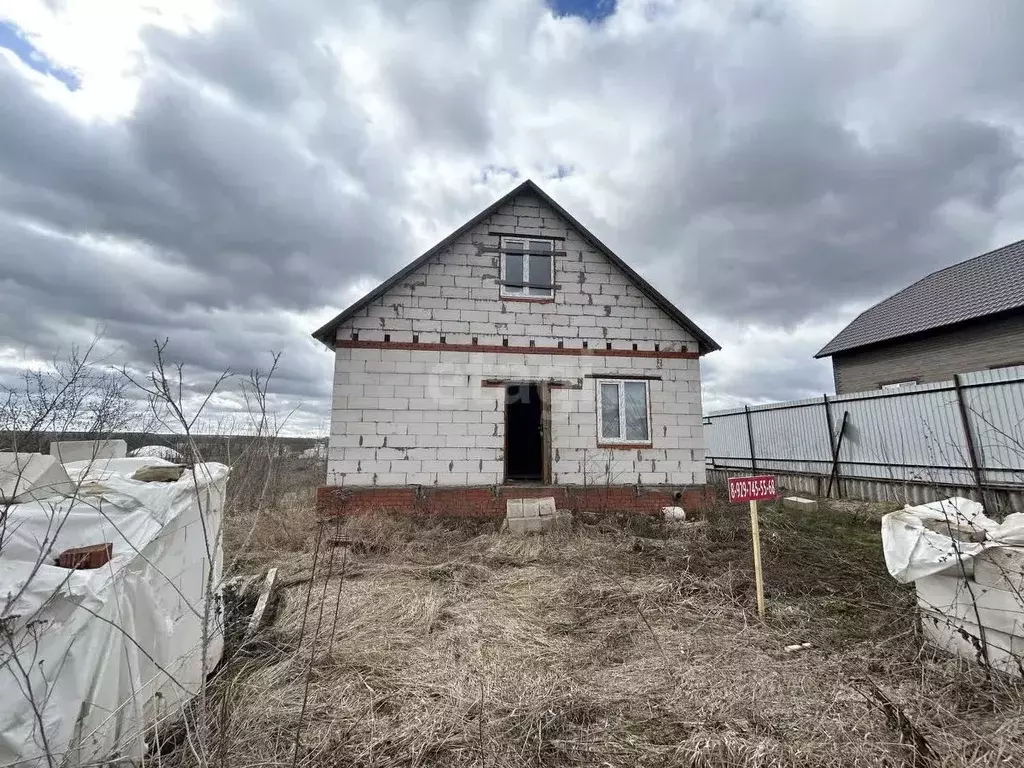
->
[0,431,325,460]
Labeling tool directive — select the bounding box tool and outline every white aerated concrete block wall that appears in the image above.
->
[338,193,696,352]
[326,190,706,488]
[548,357,704,486]
[915,547,1024,677]
[0,453,74,503]
[327,348,704,487]
[49,439,128,463]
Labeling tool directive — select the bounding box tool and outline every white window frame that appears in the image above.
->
[499,237,554,298]
[596,379,652,445]
[880,379,918,391]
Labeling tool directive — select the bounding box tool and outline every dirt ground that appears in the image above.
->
[193,499,1023,768]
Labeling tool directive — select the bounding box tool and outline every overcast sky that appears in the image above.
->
[2,0,1024,435]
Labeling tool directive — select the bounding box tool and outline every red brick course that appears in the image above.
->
[316,484,715,518]
[337,339,698,359]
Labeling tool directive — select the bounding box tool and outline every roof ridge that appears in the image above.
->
[862,236,1024,316]
[815,237,1024,358]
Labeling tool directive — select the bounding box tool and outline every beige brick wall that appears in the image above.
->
[831,311,1024,394]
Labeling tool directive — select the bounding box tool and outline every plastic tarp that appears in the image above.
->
[881,496,1024,583]
[1,457,229,767]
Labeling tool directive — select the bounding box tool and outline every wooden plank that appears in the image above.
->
[246,567,278,638]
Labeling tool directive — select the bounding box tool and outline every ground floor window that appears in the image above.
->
[598,379,651,444]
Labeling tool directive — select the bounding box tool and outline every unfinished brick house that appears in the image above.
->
[313,180,720,516]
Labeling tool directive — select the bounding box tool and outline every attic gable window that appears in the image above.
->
[500,237,554,298]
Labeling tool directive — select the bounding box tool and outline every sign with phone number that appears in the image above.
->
[728,475,778,503]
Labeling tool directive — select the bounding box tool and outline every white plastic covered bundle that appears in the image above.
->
[881,496,1024,583]
[0,457,229,767]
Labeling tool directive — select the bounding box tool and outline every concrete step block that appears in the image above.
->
[504,497,560,535]
[974,547,1024,594]
[783,496,818,512]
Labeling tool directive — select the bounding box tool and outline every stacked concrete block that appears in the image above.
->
[504,497,569,534]
[975,547,1024,593]
[49,439,127,463]
[915,547,1024,677]
[0,453,74,503]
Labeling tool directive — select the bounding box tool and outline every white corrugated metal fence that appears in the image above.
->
[705,366,1024,499]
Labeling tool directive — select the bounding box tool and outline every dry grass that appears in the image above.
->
[220,456,322,572]
[177,501,1023,768]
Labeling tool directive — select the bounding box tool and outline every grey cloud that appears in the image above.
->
[664,116,1019,326]
[703,354,836,408]
[534,11,1024,331]
[0,52,407,312]
[144,16,306,114]
[383,59,493,152]
[4,0,1024,427]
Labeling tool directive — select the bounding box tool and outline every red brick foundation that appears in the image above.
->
[316,484,716,518]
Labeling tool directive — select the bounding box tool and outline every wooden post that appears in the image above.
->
[744,405,757,473]
[953,373,984,494]
[749,500,765,617]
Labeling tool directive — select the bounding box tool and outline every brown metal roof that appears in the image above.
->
[816,239,1024,358]
[312,179,721,354]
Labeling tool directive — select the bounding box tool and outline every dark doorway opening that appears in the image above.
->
[505,383,545,483]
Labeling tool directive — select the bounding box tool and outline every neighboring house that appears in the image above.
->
[816,240,1024,394]
[312,180,719,515]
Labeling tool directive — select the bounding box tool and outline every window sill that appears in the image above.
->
[597,442,653,450]
[501,296,555,304]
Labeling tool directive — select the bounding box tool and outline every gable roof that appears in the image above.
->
[312,179,720,354]
[815,239,1024,358]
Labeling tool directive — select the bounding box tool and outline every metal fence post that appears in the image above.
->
[826,411,849,500]
[823,395,836,498]
[744,405,757,473]
[953,373,984,494]
[819,397,843,499]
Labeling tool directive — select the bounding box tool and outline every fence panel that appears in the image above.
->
[750,399,832,476]
[705,365,1024,492]
[704,409,754,470]
[961,368,1024,487]
[831,386,971,486]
